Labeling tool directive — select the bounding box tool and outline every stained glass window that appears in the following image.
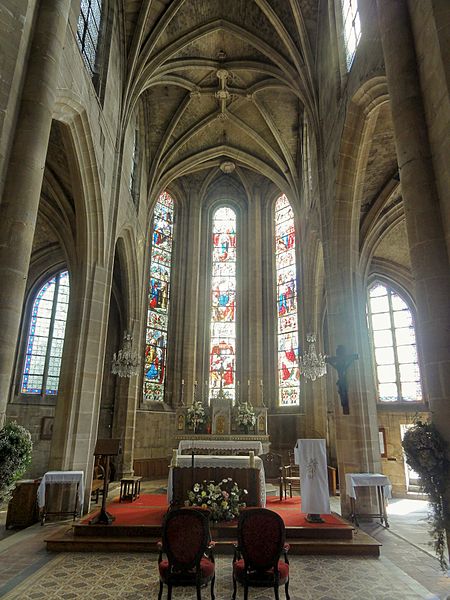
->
[209,207,237,404]
[143,192,174,402]
[368,282,422,402]
[275,194,300,406]
[341,0,361,69]
[21,271,70,395]
[77,0,102,77]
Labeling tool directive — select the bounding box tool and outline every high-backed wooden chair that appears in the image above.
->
[260,452,284,501]
[232,508,290,600]
[280,451,300,499]
[157,508,215,599]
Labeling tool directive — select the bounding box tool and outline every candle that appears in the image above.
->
[172,449,178,467]
[249,451,255,468]
[247,379,250,386]
[181,379,184,385]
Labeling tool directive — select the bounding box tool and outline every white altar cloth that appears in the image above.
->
[37,471,84,513]
[177,440,263,455]
[294,439,330,514]
[345,473,392,499]
[168,455,266,507]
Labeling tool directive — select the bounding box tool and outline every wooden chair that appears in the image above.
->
[157,508,215,599]
[280,451,300,499]
[232,508,290,600]
[260,452,284,501]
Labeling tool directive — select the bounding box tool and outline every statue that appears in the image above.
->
[326,345,358,415]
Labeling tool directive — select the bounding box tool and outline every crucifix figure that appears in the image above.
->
[326,345,358,415]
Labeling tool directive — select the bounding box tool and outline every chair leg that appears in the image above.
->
[232,575,237,600]
[196,582,202,600]
[274,584,280,600]
[167,582,172,600]
[211,574,216,600]
[244,583,249,600]
[158,582,163,600]
[285,579,290,600]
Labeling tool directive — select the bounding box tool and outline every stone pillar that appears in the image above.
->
[180,193,202,404]
[246,189,264,406]
[0,0,70,425]
[377,0,450,539]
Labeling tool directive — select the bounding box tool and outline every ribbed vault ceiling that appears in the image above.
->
[122,0,320,200]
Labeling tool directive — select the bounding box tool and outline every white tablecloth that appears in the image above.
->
[37,471,84,513]
[294,439,331,514]
[178,440,263,455]
[168,455,266,506]
[345,473,392,499]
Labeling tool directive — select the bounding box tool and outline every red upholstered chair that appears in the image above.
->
[232,508,290,600]
[157,508,215,600]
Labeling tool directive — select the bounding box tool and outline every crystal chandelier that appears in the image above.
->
[111,332,139,378]
[299,333,327,381]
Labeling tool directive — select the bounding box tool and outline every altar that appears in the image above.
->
[168,455,266,508]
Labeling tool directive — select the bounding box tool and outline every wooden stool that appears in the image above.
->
[119,476,142,502]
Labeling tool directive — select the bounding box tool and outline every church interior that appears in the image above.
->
[0,0,449,598]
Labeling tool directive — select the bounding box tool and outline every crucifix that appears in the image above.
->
[326,345,358,415]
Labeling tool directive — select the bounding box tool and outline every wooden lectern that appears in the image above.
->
[89,438,121,525]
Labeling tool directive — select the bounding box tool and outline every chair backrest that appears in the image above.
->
[260,452,282,479]
[238,508,286,571]
[162,508,211,571]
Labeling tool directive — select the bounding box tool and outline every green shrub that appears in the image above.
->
[0,421,33,506]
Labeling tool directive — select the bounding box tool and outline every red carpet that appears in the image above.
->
[84,494,347,528]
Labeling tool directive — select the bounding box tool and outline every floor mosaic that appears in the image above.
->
[0,551,438,600]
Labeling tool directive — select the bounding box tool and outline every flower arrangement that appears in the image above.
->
[402,418,449,570]
[237,402,256,432]
[186,401,206,431]
[187,478,248,522]
[0,421,33,506]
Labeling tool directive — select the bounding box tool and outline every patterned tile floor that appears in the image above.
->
[0,552,442,600]
[0,481,449,599]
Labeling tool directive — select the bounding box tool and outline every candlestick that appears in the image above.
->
[249,451,255,468]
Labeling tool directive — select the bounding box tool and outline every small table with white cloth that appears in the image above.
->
[168,455,266,507]
[177,440,263,455]
[37,471,84,525]
[345,472,391,527]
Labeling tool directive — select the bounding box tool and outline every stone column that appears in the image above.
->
[246,189,264,406]
[377,0,450,540]
[0,0,70,425]
[180,193,202,404]
[376,2,450,406]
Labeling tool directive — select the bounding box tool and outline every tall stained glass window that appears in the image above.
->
[275,194,300,406]
[209,207,237,404]
[368,282,422,402]
[143,192,174,402]
[77,0,102,77]
[21,271,70,396]
[341,0,361,69]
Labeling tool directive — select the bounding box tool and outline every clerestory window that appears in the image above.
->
[368,281,422,402]
[21,271,70,397]
[77,0,103,78]
[341,0,361,70]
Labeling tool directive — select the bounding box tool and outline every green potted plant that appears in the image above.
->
[0,421,33,506]
[402,418,449,570]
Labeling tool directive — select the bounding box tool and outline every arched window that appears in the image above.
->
[209,207,237,405]
[77,0,103,77]
[275,194,300,406]
[340,0,361,69]
[143,192,174,402]
[21,271,70,396]
[368,282,422,402]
